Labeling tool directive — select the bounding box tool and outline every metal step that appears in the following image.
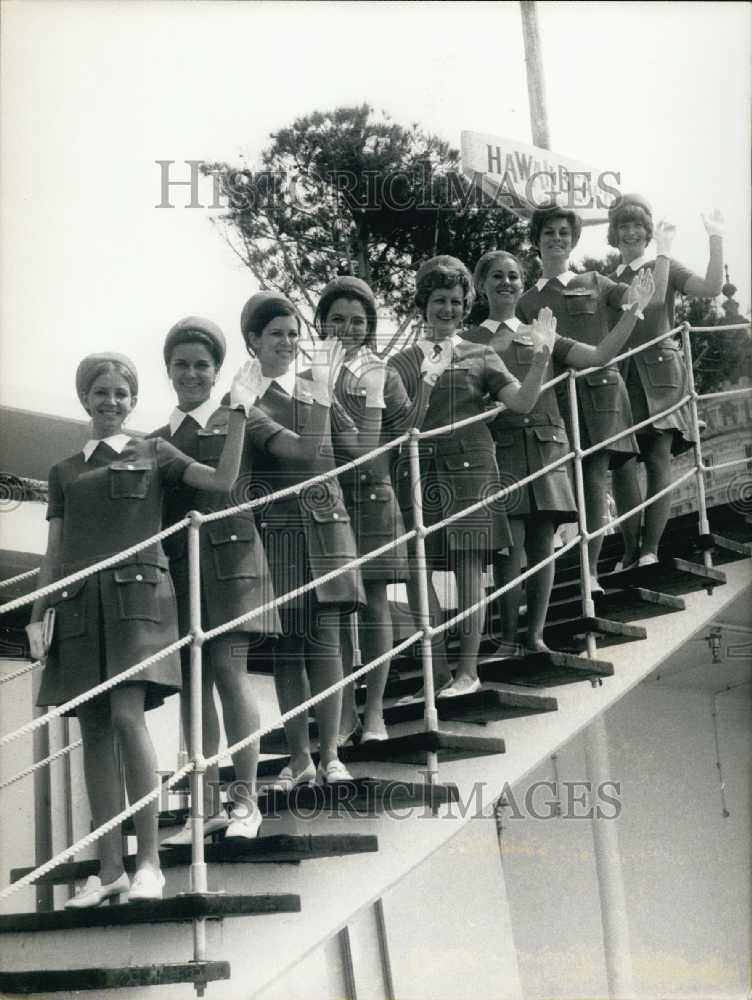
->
[479,650,613,688]
[526,616,647,653]
[602,557,726,596]
[542,587,685,624]
[0,962,231,995]
[0,893,301,934]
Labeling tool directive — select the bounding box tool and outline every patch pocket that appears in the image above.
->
[310,506,354,557]
[53,578,88,640]
[584,370,621,413]
[565,293,597,316]
[643,348,682,389]
[532,426,568,469]
[207,515,259,581]
[443,450,494,501]
[109,461,152,500]
[114,564,163,622]
[197,427,228,463]
[513,344,536,366]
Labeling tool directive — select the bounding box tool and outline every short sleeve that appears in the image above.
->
[482,347,518,396]
[46,464,64,521]
[381,366,413,437]
[668,258,696,295]
[601,275,630,309]
[246,405,286,452]
[553,334,577,365]
[153,437,194,489]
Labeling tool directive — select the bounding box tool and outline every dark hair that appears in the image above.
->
[607,202,654,248]
[315,279,378,349]
[414,255,475,318]
[164,330,223,368]
[243,300,299,347]
[473,251,523,297]
[529,206,583,251]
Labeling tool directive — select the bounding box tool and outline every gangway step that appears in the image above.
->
[603,557,726,596]
[543,587,685,624]
[0,893,301,933]
[478,650,613,687]
[525,617,647,653]
[0,961,231,994]
[12,835,379,883]
[258,690,556,752]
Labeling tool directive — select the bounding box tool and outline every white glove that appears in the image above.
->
[625,268,655,317]
[701,210,724,239]
[654,218,676,256]
[26,618,51,661]
[230,358,267,414]
[349,354,387,408]
[528,307,557,354]
[308,340,346,407]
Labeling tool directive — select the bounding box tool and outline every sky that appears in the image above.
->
[1,0,750,430]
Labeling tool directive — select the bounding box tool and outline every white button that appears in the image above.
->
[230,534,238,541]
[360,473,367,481]
[127,464,134,470]
[658,356,663,362]
[61,591,68,598]
[332,513,339,520]
[553,435,558,441]
[135,574,143,582]
[524,418,530,425]
[463,461,470,468]
[370,493,377,500]
[602,379,607,384]
[260,522,268,529]
[214,429,222,434]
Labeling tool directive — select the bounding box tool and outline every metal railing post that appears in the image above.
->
[681,323,714,574]
[567,371,599,664]
[187,510,208,964]
[407,429,439,785]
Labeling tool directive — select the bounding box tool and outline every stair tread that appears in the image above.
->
[543,587,685,624]
[601,557,726,596]
[0,893,301,933]
[529,616,647,653]
[0,962,231,994]
[478,649,614,687]
[11,834,380,884]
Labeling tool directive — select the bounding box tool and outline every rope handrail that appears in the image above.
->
[580,395,692,460]
[689,323,750,333]
[585,466,698,544]
[0,660,44,685]
[702,456,752,475]
[0,567,40,590]
[0,739,82,791]
[573,323,685,379]
[698,386,752,402]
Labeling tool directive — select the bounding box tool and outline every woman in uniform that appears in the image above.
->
[388,255,557,698]
[314,276,411,744]
[26,352,253,907]
[240,292,365,788]
[516,205,655,592]
[606,194,724,568]
[464,251,654,652]
[149,318,280,847]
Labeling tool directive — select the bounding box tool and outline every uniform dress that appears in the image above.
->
[244,372,365,632]
[608,256,695,456]
[388,338,515,567]
[330,350,411,583]
[517,271,639,467]
[148,399,281,648]
[37,436,192,712]
[462,319,578,525]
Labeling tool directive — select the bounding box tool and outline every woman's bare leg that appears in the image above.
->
[77,698,125,885]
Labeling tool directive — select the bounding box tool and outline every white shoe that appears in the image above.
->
[266,760,316,793]
[613,558,638,573]
[437,677,482,699]
[316,760,354,785]
[638,553,659,567]
[161,812,230,848]
[128,868,165,902]
[64,872,130,909]
[589,575,604,595]
[225,802,262,840]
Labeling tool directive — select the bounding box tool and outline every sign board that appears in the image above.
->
[461,131,621,226]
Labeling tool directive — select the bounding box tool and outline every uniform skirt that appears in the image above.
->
[37,557,182,713]
[491,419,578,525]
[562,366,639,468]
[395,437,512,569]
[342,473,410,584]
[623,342,695,457]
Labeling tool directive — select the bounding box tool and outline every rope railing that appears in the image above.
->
[0,659,44,685]
[573,323,684,378]
[0,567,40,590]
[690,323,750,333]
[0,739,82,792]
[701,456,752,474]
[698,386,752,402]
[580,396,693,460]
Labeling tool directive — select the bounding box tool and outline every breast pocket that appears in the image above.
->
[584,370,621,412]
[565,293,597,316]
[197,427,228,464]
[53,578,89,639]
[109,461,152,500]
[642,348,683,389]
[114,564,164,622]
[513,344,535,366]
[207,515,259,581]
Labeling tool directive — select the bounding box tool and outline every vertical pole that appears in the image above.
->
[31,669,53,912]
[681,324,714,572]
[407,430,438,785]
[519,1,551,149]
[187,511,207,963]
[567,372,598,662]
[583,714,634,999]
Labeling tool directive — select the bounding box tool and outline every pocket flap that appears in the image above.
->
[642,346,680,365]
[197,427,228,439]
[53,577,88,602]
[533,426,565,443]
[494,434,516,448]
[310,507,351,524]
[110,460,152,472]
[584,370,619,387]
[207,517,257,546]
[113,564,161,585]
[444,452,486,471]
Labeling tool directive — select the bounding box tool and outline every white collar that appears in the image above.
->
[481,317,521,334]
[417,334,459,360]
[536,270,576,291]
[169,397,217,435]
[615,254,653,276]
[82,433,131,462]
[258,367,297,398]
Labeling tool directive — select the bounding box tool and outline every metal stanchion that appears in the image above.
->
[187,510,208,967]
[407,430,439,786]
[681,323,714,576]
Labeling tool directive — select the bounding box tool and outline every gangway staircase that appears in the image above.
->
[1,502,749,998]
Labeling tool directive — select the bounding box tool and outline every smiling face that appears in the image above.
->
[168,341,217,411]
[425,283,465,341]
[83,371,136,438]
[252,314,300,377]
[324,297,369,355]
[616,217,649,263]
[538,216,574,273]
[481,258,524,318]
